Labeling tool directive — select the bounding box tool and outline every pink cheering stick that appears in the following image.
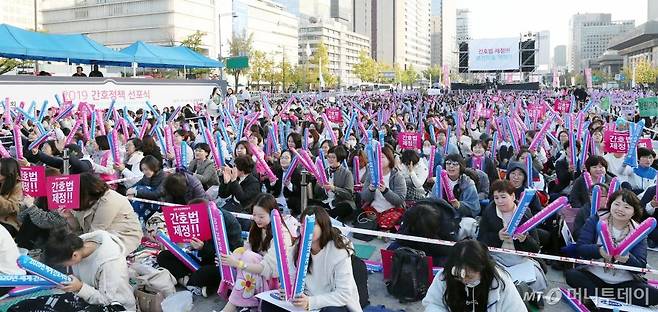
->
[608,177,620,199]
[322,113,338,145]
[13,125,23,160]
[110,129,121,166]
[439,169,456,202]
[3,97,12,125]
[597,221,616,256]
[614,217,657,256]
[515,196,569,236]
[248,143,278,183]
[427,146,436,180]
[138,121,150,140]
[270,209,293,300]
[97,111,106,135]
[315,157,328,186]
[208,202,235,295]
[582,171,593,190]
[559,288,590,312]
[528,116,554,152]
[205,128,222,168]
[164,125,174,156]
[64,119,82,146]
[375,141,384,185]
[156,231,200,271]
[81,110,90,141]
[297,149,319,178]
[0,141,10,158]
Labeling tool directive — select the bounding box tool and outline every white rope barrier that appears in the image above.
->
[127,196,658,277]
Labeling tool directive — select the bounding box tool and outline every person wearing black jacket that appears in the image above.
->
[550,141,582,196]
[392,199,460,266]
[478,180,547,294]
[568,156,610,211]
[24,142,92,174]
[157,198,244,297]
[126,155,166,220]
[217,155,260,230]
[264,150,302,216]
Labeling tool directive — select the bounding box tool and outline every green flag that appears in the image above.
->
[638,97,658,117]
[600,96,611,111]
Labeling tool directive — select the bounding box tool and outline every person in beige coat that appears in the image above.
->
[44,229,137,311]
[66,173,142,256]
[0,158,23,236]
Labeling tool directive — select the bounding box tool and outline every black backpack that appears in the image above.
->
[351,255,370,307]
[386,247,431,303]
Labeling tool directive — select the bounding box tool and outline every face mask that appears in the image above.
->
[348,139,357,147]
[423,147,432,155]
[464,279,481,288]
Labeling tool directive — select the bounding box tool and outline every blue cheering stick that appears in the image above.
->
[105,99,116,122]
[123,106,139,135]
[26,101,35,118]
[54,94,62,106]
[145,101,160,119]
[37,100,48,123]
[506,189,537,236]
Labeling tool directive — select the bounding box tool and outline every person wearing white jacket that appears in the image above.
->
[43,229,136,311]
[114,138,144,188]
[422,240,526,312]
[261,205,362,312]
[220,193,296,312]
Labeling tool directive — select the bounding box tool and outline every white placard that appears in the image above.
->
[0,77,217,111]
[468,38,520,71]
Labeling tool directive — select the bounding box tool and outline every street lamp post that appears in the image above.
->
[218,12,237,83]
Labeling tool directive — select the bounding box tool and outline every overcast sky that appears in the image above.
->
[458,0,647,50]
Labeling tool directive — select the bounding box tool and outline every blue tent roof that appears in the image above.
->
[120,41,222,68]
[0,24,133,65]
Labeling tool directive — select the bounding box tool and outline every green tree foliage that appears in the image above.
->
[352,50,379,82]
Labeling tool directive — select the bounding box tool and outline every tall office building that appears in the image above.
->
[455,8,470,43]
[430,15,442,66]
[351,0,371,37]
[0,0,42,31]
[535,30,550,73]
[41,0,231,58]
[371,0,432,70]
[233,0,299,66]
[298,17,370,86]
[553,45,567,69]
[441,0,457,69]
[330,0,352,29]
[568,13,634,72]
[649,0,658,21]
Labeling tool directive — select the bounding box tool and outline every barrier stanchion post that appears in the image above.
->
[300,169,308,212]
[63,148,70,175]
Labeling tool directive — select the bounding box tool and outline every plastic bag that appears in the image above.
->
[161,291,193,312]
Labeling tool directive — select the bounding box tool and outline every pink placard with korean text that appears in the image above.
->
[326,108,343,123]
[162,203,211,243]
[20,166,46,197]
[397,132,422,150]
[46,175,80,210]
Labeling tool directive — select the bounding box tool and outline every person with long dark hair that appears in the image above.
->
[219,193,295,311]
[141,134,164,165]
[261,206,361,312]
[422,239,526,311]
[265,150,302,216]
[43,229,136,311]
[160,170,208,205]
[65,173,142,255]
[0,158,23,236]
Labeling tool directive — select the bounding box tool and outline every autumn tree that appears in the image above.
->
[352,50,379,82]
[422,65,442,85]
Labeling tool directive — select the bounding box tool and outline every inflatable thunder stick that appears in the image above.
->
[270,209,293,300]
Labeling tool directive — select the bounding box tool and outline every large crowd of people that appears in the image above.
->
[0,85,657,311]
